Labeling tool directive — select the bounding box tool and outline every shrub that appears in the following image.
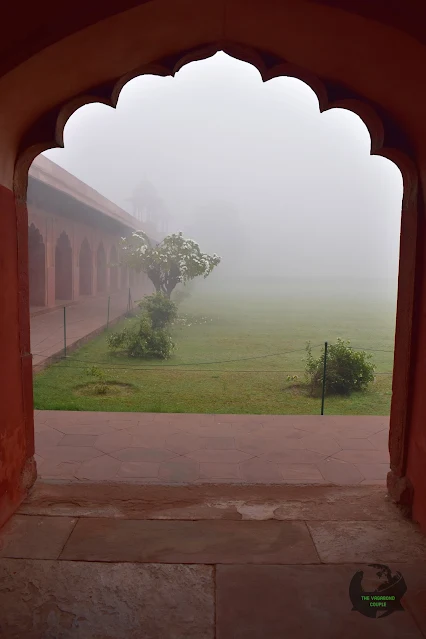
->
[106,327,132,350]
[86,365,108,395]
[107,314,174,359]
[138,293,178,329]
[304,338,375,397]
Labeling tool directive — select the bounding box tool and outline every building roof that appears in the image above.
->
[29,155,145,234]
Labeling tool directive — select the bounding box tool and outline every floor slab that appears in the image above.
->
[307,520,426,563]
[0,515,77,560]
[0,559,214,639]
[216,564,426,639]
[60,519,319,564]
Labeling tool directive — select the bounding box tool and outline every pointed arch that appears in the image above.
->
[28,223,46,307]
[109,244,118,292]
[79,238,92,296]
[55,231,72,301]
[96,242,107,293]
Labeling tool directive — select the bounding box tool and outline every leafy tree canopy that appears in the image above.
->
[121,231,221,298]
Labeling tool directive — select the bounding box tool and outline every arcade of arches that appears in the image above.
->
[1,1,426,540]
[25,155,152,311]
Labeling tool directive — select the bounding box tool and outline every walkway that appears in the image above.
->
[31,290,131,371]
[1,482,425,637]
[35,411,390,484]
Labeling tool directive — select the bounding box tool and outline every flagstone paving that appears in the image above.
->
[31,290,133,370]
[1,483,425,638]
[34,411,390,485]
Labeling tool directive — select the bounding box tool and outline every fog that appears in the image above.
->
[43,52,403,301]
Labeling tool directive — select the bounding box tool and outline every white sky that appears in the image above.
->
[43,52,403,289]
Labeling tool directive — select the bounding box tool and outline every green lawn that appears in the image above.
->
[33,291,396,415]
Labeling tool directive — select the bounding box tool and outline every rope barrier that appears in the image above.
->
[32,344,321,367]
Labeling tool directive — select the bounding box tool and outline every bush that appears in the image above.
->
[138,293,178,329]
[304,338,375,397]
[107,314,174,359]
[86,365,108,395]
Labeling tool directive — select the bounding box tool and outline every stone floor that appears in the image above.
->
[31,290,132,370]
[35,410,390,485]
[1,483,425,638]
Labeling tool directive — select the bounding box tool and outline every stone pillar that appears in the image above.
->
[0,186,36,527]
[402,194,426,528]
[388,180,426,532]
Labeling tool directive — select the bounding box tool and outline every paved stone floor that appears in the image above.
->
[1,483,425,638]
[31,290,132,370]
[35,411,390,485]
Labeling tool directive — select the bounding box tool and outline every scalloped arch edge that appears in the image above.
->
[14,41,418,208]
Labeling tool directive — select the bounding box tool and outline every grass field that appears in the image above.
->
[33,290,396,415]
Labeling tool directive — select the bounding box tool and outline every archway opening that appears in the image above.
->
[28,223,46,308]
[79,238,92,295]
[96,242,107,293]
[55,231,72,301]
[109,245,118,292]
[29,51,408,493]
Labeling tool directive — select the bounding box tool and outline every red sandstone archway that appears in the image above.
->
[15,47,419,523]
[2,2,426,532]
[96,242,107,293]
[79,238,92,296]
[28,223,46,307]
[109,245,119,292]
[55,231,72,301]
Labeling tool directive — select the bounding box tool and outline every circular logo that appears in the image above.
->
[349,564,407,618]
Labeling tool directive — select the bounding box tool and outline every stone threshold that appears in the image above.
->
[19,481,399,520]
[3,481,424,566]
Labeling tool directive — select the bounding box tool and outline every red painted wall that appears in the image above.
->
[0,185,35,527]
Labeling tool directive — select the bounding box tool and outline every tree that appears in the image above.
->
[120,231,221,298]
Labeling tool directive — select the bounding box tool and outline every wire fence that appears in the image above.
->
[32,294,394,415]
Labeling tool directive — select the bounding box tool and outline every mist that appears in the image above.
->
[43,52,403,302]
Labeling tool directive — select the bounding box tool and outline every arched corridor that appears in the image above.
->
[96,243,107,293]
[55,231,72,301]
[79,238,92,295]
[109,245,118,292]
[28,223,46,307]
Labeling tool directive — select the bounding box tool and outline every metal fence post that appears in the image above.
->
[106,295,110,331]
[63,306,67,358]
[320,341,328,415]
